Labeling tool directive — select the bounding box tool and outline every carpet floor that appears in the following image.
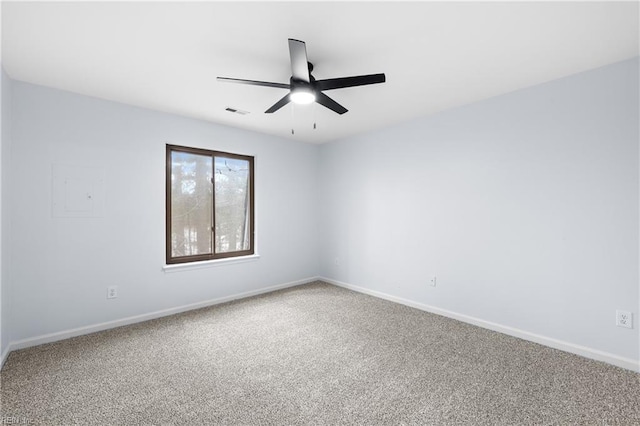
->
[1,281,639,425]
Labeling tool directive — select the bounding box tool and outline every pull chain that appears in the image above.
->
[313,102,317,130]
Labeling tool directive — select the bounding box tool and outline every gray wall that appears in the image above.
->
[0,66,3,357]
[319,58,640,362]
[7,81,319,343]
[1,68,11,356]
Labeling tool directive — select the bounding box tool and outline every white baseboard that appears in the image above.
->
[0,345,10,370]
[0,276,320,369]
[322,277,640,373]
[3,276,637,374]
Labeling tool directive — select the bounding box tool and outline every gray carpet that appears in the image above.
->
[1,281,639,425]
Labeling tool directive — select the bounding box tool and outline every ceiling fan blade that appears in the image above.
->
[217,77,290,89]
[265,94,291,113]
[288,39,310,83]
[315,92,348,115]
[315,73,386,91]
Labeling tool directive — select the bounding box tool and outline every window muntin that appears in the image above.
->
[166,145,254,264]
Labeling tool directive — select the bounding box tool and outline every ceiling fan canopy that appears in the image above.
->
[217,39,386,115]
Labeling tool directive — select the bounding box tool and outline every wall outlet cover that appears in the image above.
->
[107,286,118,299]
[616,310,632,329]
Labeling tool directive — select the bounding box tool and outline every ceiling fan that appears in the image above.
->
[217,39,386,115]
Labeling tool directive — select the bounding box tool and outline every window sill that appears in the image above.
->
[163,254,260,273]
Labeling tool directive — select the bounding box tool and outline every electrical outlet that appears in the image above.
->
[107,286,118,299]
[430,276,437,287]
[616,310,632,329]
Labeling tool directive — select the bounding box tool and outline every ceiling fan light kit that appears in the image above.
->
[217,38,386,115]
[290,87,316,105]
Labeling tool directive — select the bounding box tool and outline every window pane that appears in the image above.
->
[171,151,213,257]
[214,156,251,253]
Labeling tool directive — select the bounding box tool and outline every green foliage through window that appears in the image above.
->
[166,145,254,263]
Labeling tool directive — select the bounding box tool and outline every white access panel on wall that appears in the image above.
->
[52,164,105,218]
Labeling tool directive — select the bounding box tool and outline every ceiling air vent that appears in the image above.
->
[225,107,250,115]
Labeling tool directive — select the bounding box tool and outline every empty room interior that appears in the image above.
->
[0,1,639,424]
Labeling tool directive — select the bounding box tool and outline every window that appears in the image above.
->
[166,144,254,264]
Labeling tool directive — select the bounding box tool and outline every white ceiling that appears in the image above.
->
[2,1,639,144]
